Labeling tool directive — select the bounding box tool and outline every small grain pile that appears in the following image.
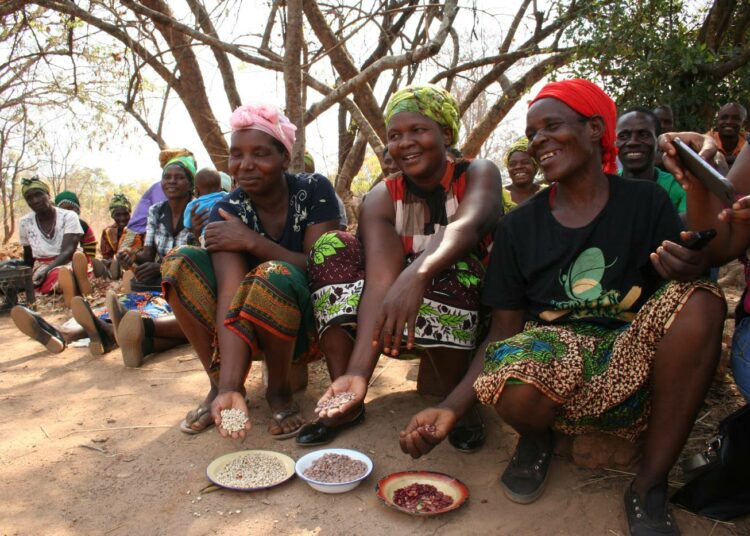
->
[214,453,289,489]
[316,392,356,413]
[220,408,248,433]
[302,453,367,483]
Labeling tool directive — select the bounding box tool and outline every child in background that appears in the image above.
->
[184,168,228,237]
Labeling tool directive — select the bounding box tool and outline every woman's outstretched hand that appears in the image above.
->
[399,407,457,459]
[211,391,252,440]
[650,230,711,281]
[315,374,367,420]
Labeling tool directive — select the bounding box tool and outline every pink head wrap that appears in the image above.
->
[229,104,297,155]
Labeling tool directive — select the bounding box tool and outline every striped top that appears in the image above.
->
[384,159,494,261]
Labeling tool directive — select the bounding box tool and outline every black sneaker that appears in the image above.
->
[501,429,554,504]
[624,481,680,535]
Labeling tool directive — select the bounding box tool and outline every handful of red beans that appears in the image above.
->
[392,483,454,512]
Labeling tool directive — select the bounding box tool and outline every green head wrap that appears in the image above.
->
[303,151,315,171]
[21,176,50,197]
[109,193,132,217]
[384,84,460,146]
[162,155,197,185]
[504,137,539,173]
[54,191,81,210]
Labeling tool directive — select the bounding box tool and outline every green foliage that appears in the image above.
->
[567,0,750,131]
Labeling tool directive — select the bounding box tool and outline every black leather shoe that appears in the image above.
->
[448,407,486,453]
[296,405,365,447]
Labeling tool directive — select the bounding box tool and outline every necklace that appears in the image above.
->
[36,212,57,240]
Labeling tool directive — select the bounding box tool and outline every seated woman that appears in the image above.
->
[399,80,725,536]
[117,155,197,293]
[504,137,541,204]
[54,191,98,299]
[162,104,340,437]
[306,84,502,450]
[96,194,132,277]
[18,177,82,304]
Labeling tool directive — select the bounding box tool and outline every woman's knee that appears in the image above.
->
[679,288,726,334]
[494,383,555,426]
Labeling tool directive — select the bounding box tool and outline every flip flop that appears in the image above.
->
[57,266,78,308]
[269,402,305,440]
[179,404,214,435]
[109,257,121,280]
[11,305,66,354]
[70,297,117,356]
[72,251,92,296]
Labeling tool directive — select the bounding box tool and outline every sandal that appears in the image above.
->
[501,429,555,504]
[117,311,154,368]
[624,481,680,536]
[269,402,305,440]
[70,297,117,356]
[11,305,66,354]
[179,404,214,435]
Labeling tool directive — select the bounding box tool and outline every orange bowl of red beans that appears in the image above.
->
[376,471,469,516]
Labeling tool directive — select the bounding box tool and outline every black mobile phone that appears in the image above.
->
[683,229,717,250]
[672,138,735,206]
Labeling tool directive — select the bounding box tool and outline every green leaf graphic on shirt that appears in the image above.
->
[345,294,360,308]
[559,247,617,302]
[312,233,346,264]
[438,314,464,327]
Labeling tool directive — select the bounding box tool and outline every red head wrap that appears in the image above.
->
[529,79,618,175]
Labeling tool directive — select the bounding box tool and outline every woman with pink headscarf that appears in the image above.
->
[162,104,341,438]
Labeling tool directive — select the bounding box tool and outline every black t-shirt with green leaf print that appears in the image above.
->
[482,175,683,328]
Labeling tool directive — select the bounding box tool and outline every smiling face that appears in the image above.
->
[615,111,657,178]
[111,207,131,228]
[386,112,451,184]
[228,129,289,195]
[525,98,602,183]
[24,189,52,215]
[161,164,192,200]
[506,150,536,187]
[717,103,746,140]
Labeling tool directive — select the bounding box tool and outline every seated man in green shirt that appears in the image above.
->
[616,107,687,217]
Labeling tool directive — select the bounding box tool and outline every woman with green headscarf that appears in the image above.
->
[504,137,541,204]
[297,84,504,452]
[117,155,197,289]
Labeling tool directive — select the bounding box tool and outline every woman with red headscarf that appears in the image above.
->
[398,79,725,536]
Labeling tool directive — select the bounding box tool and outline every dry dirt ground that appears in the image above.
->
[1,303,749,535]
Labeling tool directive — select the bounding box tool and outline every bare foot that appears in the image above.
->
[181,389,217,434]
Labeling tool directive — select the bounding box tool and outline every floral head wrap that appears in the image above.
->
[109,193,131,217]
[503,137,539,172]
[229,104,297,155]
[529,79,618,175]
[162,155,197,185]
[54,191,80,211]
[384,84,460,146]
[303,151,315,171]
[21,176,50,197]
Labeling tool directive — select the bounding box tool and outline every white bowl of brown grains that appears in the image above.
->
[295,448,373,494]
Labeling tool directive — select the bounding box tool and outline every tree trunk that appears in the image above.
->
[285,0,305,172]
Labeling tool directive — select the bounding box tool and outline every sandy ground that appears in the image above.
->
[1,310,749,536]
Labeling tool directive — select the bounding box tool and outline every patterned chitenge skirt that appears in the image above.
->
[308,231,485,351]
[161,246,321,379]
[473,280,723,441]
